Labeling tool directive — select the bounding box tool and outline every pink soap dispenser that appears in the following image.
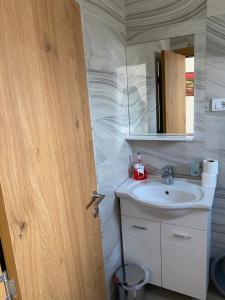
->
[133,153,148,180]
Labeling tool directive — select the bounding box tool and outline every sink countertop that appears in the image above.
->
[115,176,215,211]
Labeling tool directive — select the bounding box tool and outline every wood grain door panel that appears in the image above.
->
[0,1,106,299]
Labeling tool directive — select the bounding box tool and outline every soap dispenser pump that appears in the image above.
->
[133,153,147,180]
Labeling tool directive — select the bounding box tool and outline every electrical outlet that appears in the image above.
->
[212,99,225,111]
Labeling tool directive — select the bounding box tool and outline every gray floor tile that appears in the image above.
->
[115,283,225,300]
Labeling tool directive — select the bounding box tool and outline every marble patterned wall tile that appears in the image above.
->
[81,0,126,72]
[201,12,225,256]
[205,14,225,191]
[127,19,206,46]
[206,15,225,110]
[207,0,225,17]
[93,131,131,187]
[170,35,194,50]
[194,33,206,141]
[205,114,225,151]
[87,70,128,121]
[99,187,122,296]
[88,68,130,188]
[125,0,206,44]
[130,140,205,178]
[211,189,225,257]
[78,0,131,298]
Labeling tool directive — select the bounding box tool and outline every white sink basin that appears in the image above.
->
[116,178,215,218]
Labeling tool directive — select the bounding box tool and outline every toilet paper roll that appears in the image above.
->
[203,159,218,175]
[202,173,217,188]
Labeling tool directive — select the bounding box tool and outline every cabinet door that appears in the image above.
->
[161,224,208,300]
[122,216,161,286]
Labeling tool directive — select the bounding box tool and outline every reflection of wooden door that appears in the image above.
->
[0,1,106,299]
[161,51,186,133]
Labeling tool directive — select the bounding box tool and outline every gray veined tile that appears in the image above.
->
[99,186,118,226]
[91,118,131,188]
[87,69,128,121]
[206,15,225,104]
[194,34,206,97]
[194,103,205,142]
[206,13,225,105]
[84,0,125,20]
[92,116,129,139]
[99,189,122,298]
[207,0,225,17]
[130,140,205,178]
[125,0,206,44]
[193,33,206,141]
[170,35,194,49]
[205,113,225,151]
[125,0,206,32]
[207,15,225,56]
[127,72,157,135]
[212,208,225,229]
[127,19,207,45]
[93,134,131,188]
[204,13,225,256]
[81,0,126,72]
[101,205,121,255]
[211,189,225,252]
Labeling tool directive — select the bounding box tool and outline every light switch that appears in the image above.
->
[212,99,225,111]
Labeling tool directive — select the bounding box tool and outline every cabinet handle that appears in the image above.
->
[173,233,191,239]
[132,225,147,230]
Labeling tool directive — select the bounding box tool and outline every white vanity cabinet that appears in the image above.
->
[120,199,211,300]
[161,224,208,300]
[121,216,161,286]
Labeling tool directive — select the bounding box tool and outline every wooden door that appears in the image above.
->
[0,1,106,299]
[161,50,186,134]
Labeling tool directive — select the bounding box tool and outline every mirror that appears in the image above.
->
[127,34,195,136]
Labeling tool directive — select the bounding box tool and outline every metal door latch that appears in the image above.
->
[86,191,105,218]
[0,271,16,300]
[92,192,105,218]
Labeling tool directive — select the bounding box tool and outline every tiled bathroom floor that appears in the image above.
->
[142,284,224,300]
[116,283,225,300]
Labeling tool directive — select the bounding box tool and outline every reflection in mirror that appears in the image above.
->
[127,34,195,136]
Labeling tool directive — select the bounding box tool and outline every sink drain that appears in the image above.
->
[165,191,170,195]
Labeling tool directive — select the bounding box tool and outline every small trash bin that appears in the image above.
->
[114,264,149,299]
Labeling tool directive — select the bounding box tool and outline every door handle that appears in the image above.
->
[86,191,105,218]
[92,192,105,218]
[132,225,148,230]
[173,233,191,240]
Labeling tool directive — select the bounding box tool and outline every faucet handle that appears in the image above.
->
[190,161,202,176]
[161,165,173,176]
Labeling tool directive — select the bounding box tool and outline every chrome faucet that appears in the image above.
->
[161,165,173,185]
